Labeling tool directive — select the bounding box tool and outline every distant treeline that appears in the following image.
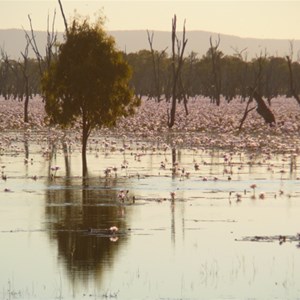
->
[1,47,300,103]
[125,49,300,104]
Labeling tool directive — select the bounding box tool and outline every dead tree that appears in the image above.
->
[239,52,275,130]
[239,87,276,130]
[231,47,248,101]
[24,12,57,78]
[20,38,30,123]
[168,15,188,128]
[58,0,68,35]
[178,74,189,116]
[251,88,276,124]
[147,30,168,102]
[209,35,222,106]
[238,95,256,131]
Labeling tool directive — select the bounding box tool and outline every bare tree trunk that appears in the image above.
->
[168,15,188,128]
[238,52,272,129]
[25,12,57,77]
[82,113,91,178]
[209,35,222,106]
[82,134,88,178]
[82,129,89,178]
[21,39,30,123]
[238,98,256,131]
[147,31,167,102]
[251,88,276,125]
[179,76,189,115]
[58,0,69,35]
[62,140,70,178]
[24,77,29,123]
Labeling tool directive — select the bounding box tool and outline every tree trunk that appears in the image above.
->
[24,77,29,123]
[252,89,276,125]
[82,114,90,177]
[209,35,222,106]
[238,98,256,131]
[183,97,189,116]
[168,15,188,128]
[58,0,69,35]
[82,131,88,177]
[147,31,168,103]
[169,94,177,128]
[62,139,70,178]
[169,16,178,128]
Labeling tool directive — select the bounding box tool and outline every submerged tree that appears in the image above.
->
[147,30,168,102]
[42,16,140,177]
[168,14,188,128]
[209,35,222,106]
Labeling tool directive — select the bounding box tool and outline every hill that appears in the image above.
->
[1,28,299,59]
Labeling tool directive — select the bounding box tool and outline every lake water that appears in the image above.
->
[0,130,300,300]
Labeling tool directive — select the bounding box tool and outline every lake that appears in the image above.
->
[0,130,300,300]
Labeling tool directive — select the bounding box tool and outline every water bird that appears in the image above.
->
[110,236,119,242]
[118,190,129,202]
[109,226,119,234]
[104,167,112,176]
[160,161,166,169]
[279,235,286,245]
[170,191,176,201]
[250,184,257,195]
[50,166,60,178]
[184,171,191,178]
[121,162,128,169]
[51,166,60,172]
[236,193,242,202]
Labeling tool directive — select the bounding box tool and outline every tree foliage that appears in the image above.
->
[41,16,140,176]
[43,18,139,128]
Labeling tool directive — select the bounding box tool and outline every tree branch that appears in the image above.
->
[58,0,68,35]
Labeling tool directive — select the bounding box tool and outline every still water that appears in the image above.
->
[0,131,300,299]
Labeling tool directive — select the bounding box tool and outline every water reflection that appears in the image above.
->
[44,175,132,286]
[2,132,300,299]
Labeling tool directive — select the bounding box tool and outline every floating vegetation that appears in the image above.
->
[237,233,300,246]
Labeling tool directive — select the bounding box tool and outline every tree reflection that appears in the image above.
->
[44,174,131,286]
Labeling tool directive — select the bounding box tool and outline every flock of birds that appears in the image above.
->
[1,95,299,207]
[1,132,298,203]
[1,97,299,247]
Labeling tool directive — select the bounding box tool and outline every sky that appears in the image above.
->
[1,0,300,40]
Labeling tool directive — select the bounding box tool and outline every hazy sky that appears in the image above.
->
[1,1,300,40]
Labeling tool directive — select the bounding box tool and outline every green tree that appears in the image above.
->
[42,17,139,177]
